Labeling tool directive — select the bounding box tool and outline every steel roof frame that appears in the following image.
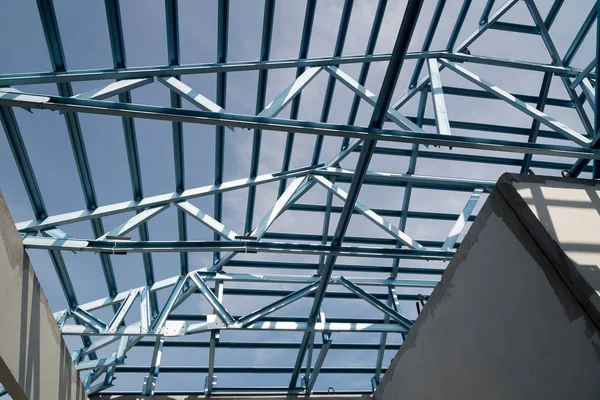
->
[1,0,598,396]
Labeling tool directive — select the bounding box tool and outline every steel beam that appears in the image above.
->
[214,0,229,264]
[394,0,519,110]
[203,280,224,395]
[479,0,495,24]
[37,0,119,307]
[408,0,447,88]
[562,4,597,65]
[62,321,408,336]
[338,277,413,330]
[312,175,425,249]
[157,76,235,132]
[290,0,425,388]
[246,0,276,234]
[571,59,596,89]
[441,188,484,251]
[188,272,235,325]
[374,287,402,385]
[521,72,553,173]
[311,0,355,165]
[209,175,312,272]
[97,205,169,240]
[0,105,79,310]
[446,0,472,51]
[1,50,589,87]
[324,66,424,132]
[55,274,436,318]
[545,0,565,29]
[277,0,317,195]
[580,78,596,109]
[426,58,451,135]
[4,94,600,159]
[106,289,139,333]
[72,78,153,100]
[141,338,164,395]
[238,282,321,327]
[71,307,106,333]
[175,202,239,241]
[439,59,591,147]
[16,167,312,233]
[305,333,332,393]
[342,0,389,151]
[258,67,323,119]
[314,168,495,191]
[151,276,187,334]
[105,0,158,315]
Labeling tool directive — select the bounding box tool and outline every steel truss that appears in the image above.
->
[1,0,598,396]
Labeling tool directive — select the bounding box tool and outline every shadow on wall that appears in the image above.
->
[18,248,40,400]
[520,183,600,291]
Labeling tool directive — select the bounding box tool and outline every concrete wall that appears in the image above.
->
[510,176,600,324]
[375,174,600,400]
[0,192,88,400]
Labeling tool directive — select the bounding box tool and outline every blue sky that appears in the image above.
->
[0,0,597,393]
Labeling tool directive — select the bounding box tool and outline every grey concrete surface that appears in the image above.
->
[508,175,600,325]
[375,174,600,400]
[0,191,89,400]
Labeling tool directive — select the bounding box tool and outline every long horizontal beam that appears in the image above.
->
[62,320,408,336]
[2,93,599,160]
[196,272,437,288]
[134,340,400,350]
[114,366,387,375]
[0,51,589,86]
[22,237,454,260]
[361,145,592,172]
[314,168,495,191]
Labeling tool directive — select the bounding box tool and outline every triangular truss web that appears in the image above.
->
[0,0,597,396]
